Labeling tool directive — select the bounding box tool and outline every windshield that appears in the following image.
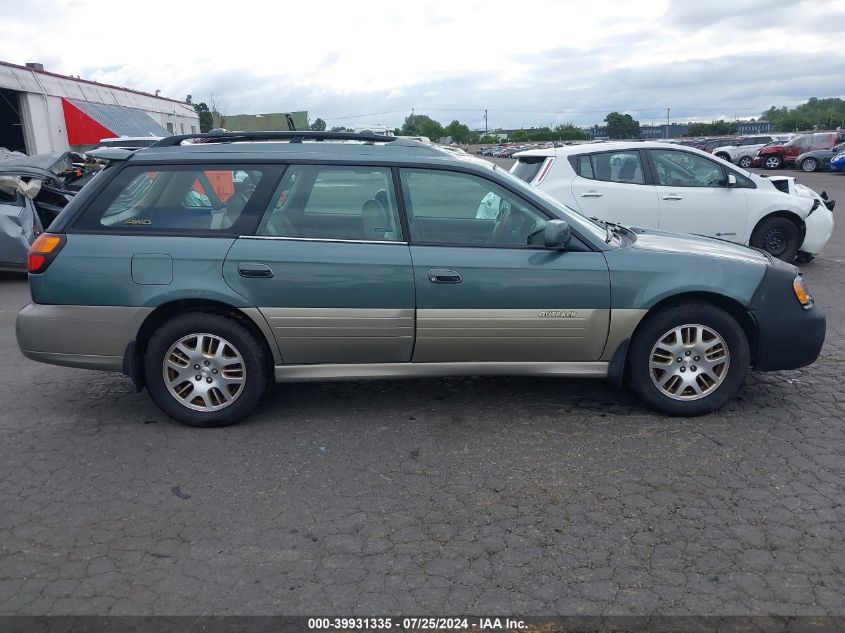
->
[494,165,608,242]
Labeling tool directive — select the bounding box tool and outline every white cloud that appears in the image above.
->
[0,0,843,128]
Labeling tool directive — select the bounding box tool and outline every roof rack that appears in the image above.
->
[151,129,399,147]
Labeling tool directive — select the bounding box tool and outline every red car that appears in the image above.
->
[753,132,845,169]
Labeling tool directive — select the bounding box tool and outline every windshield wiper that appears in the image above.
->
[590,216,617,243]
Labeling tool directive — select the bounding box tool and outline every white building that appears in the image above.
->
[0,61,199,155]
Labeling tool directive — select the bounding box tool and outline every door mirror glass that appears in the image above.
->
[726,174,737,188]
[544,219,571,249]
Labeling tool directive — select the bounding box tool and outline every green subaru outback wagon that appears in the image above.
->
[16,131,825,427]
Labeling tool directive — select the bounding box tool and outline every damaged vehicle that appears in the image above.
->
[0,152,93,271]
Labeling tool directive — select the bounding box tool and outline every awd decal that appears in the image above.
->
[125,219,152,225]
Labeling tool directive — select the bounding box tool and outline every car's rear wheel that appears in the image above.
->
[763,155,783,169]
[144,312,269,427]
[738,156,753,168]
[750,216,801,261]
[628,302,749,416]
[801,158,818,172]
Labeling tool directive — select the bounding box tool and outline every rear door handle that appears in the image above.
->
[580,192,603,198]
[662,195,684,201]
[238,263,273,278]
[428,268,462,284]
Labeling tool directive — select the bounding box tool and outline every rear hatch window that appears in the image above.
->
[512,156,552,184]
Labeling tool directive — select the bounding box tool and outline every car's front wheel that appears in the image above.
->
[801,158,818,172]
[144,312,270,427]
[750,216,801,261]
[763,155,783,169]
[628,302,749,416]
[738,156,753,168]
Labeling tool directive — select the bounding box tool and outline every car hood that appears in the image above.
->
[623,227,771,265]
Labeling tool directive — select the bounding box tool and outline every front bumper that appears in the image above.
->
[16,303,151,372]
[802,205,834,255]
[749,262,825,371]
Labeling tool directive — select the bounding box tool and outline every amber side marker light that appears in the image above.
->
[27,233,66,274]
[793,274,814,309]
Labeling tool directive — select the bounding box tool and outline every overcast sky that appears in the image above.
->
[2,0,844,130]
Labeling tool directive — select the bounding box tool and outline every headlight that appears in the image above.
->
[793,274,814,309]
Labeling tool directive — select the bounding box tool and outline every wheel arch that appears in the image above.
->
[612,291,760,386]
[750,210,806,244]
[127,299,277,390]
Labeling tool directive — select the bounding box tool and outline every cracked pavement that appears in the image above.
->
[0,169,843,616]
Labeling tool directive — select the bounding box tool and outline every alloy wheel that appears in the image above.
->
[649,324,730,401]
[162,333,246,411]
[738,157,753,168]
[801,158,818,172]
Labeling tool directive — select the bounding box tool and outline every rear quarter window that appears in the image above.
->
[72,164,280,234]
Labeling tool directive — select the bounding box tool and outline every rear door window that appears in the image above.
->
[575,151,646,184]
[74,165,277,233]
[257,165,402,241]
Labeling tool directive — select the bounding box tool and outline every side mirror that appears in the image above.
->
[726,174,737,188]
[544,219,571,249]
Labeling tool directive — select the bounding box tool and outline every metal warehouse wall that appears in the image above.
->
[0,61,199,154]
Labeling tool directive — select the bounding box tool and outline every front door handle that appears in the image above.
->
[428,268,462,284]
[238,263,274,278]
[580,191,603,198]
[662,194,684,201]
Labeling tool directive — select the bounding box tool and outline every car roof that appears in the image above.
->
[128,136,474,166]
[514,140,697,158]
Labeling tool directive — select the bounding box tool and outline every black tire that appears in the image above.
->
[144,312,270,427]
[627,302,749,416]
[800,158,818,172]
[750,216,801,262]
[738,156,753,168]
[763,155,783,169]
[796,251,815,264]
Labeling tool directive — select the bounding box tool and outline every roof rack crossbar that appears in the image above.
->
[151,130,398,147]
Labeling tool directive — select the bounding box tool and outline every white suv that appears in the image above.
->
[511,142,833,262]
[712,134,794,168]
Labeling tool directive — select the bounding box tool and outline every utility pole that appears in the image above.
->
[484,109,488,133]
[666,107,670,139]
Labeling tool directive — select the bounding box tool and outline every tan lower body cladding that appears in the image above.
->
[258,307,646,365]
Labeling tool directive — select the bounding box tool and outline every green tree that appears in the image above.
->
[761,98,845,132]
[401,114,444,140]
[310,117,327,131]
[554,124,589,141]
[685,120,738,137]
[478,134,502,144]
[604,112,640,139]
[193,102,214,133]
[443,119,472,143]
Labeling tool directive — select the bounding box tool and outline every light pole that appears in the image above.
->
[666,107,670,139]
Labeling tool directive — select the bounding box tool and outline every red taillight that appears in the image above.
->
[27,233,65,274]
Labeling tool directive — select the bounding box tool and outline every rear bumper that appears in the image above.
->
[16,303,152,372]
[749,263,826,371]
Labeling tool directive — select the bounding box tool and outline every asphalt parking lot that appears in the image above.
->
[1,167,844,616]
